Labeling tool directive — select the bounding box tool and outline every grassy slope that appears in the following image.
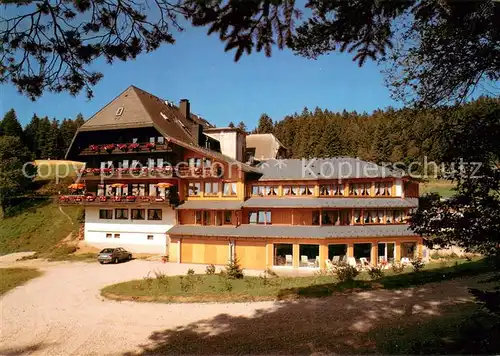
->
[101,258,491,303]
[420,179,456,198]
[35,160,84,180]
[0,268,42,295]
[0,199,83,254]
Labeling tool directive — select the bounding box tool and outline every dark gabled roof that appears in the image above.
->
[176,200,243,210]
[256,158,405,181]
[243,197,418,209]
[167,224,418,239]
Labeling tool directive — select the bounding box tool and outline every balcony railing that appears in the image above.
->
[77,166,222,179]
[79,142,172,156]
[58,195,177,206]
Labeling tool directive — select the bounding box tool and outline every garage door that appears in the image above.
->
[235,241,266,270]
[181,239,229,265]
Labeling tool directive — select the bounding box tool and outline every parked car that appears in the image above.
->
[97,247,132,264]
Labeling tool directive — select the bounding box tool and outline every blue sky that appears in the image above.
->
[0,24,399,129]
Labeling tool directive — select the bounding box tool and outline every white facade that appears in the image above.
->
[84,206,175,254]
[205,129,245,161]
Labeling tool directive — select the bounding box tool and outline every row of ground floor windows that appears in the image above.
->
[273,242,417,267]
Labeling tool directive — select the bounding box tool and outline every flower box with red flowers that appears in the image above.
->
[74,196,83,202]
[155,197,165,202]
[126,195,136,202]
[86,196,96,202]
[92,168,101,175]
[139,196,151,202]
[101,168,113,175]
[128,143,140,151]
[116,168,129,175]
[99,196,107,202]
[89,144,100,152]
[145,142,156,151]
[113,196,122,202]
[78,168,87,176]
[117,143,128,151]
[103,144,115,152]
[59,196,69,202]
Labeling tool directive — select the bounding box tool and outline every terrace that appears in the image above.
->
[78,142,172,156]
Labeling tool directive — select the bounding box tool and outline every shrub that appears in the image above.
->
[225,258,244,279]
[411,255,425,272]
[368,265,384,280]
[179,276,194,292]
[220,278,233,292]
[205,264,216,275]
[187,268,195,276]
[336,263,359,283]
[391,262,405,274]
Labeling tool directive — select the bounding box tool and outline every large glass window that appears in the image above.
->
[321,210,350,225]
[115,208,128,220]
[299,185,314,196]
[251,185,264,196]
[349,183,371,196]
[204,182,219,196]
[375,182,392,196]
[320,184,344,196]
[354,243,372,264]
[378,242,395,264]
[401,242,417,260]
[328,244,347,264]
[283,186,298,196]
[249,211,271,224]
[299,244,319,268]
[223,182,237,196]
[274,244,293,267]
[147,209,162,220]
[188,182,201,196]
[203,211,212,225]
[99,209,113,219]
[131,209,145,220]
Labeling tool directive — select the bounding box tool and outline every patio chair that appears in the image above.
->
[285,254,293,266]
[346,257,357,268]
[301,255,308,266]
[359,257,372,270]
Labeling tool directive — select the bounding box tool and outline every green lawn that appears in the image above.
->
[420,179,456,198]
[101,258,492,303]
[0,268,42,295]
[0,199,83,254]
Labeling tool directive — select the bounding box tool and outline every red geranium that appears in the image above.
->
[103,144,115,152]
[117,143,128,151]
[128,143,140,150]
[145,142,156,150]
[89,144,100,152]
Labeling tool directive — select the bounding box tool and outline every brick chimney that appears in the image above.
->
[179,99,190,119]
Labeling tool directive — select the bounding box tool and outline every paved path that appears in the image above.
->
[0,259,483,355]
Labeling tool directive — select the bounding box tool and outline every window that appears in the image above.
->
[132,137,138,143]
[204,182,219,196]
[157,136,164,144]
[195,211,202,225]
[224,211,232,224]
[393,210,404,223]
[375,182,392,196]
[378,242,395,264]
[349,183,371,196]
[115,209,128,220]
[223,182,237,196]
[131,209,145,220]
[385,210,394,223]
[319,184,344,196]
[328,244,347,263]
[274,244,293,266]
[353,210,362,224]
[312,210,320,225]
[249,210,271,224]
[106,233,112,239]
[147,235,154,240]
[149,137,155,143]
[299,185,313,196]
[114,233,120,239]
[188,182,201,196]
[148,209,162,220]
[299,244,319,268]
[354,243,372,264]
[252,185,264,196]
[97,184,105,196]
[321,210,349,225]
[99,209,113,219]
[204,158,212,168]
[283,186,298,196]
[401,242,417,260]
[188,157,202,168]
[215,211,223,226]
[203,211,212,225]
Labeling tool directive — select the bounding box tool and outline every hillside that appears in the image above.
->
[0,198,83,254]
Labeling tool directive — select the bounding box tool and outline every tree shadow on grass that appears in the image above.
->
[123,273,487,355]
[4,197,50,218]
[0,342,53,356]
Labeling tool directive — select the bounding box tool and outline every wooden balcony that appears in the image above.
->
[58,195,178,207]
[78,166,222,180]
[78,143,172,156]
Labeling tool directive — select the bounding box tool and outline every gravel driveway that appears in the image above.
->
[0,259,482,355]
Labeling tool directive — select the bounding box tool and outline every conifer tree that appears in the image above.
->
[1,109,23,139]
[237,121,247,132]
[228,121,235,128]
[74,113,85,128]
[24,114,41,157]
[257,114,274,134]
